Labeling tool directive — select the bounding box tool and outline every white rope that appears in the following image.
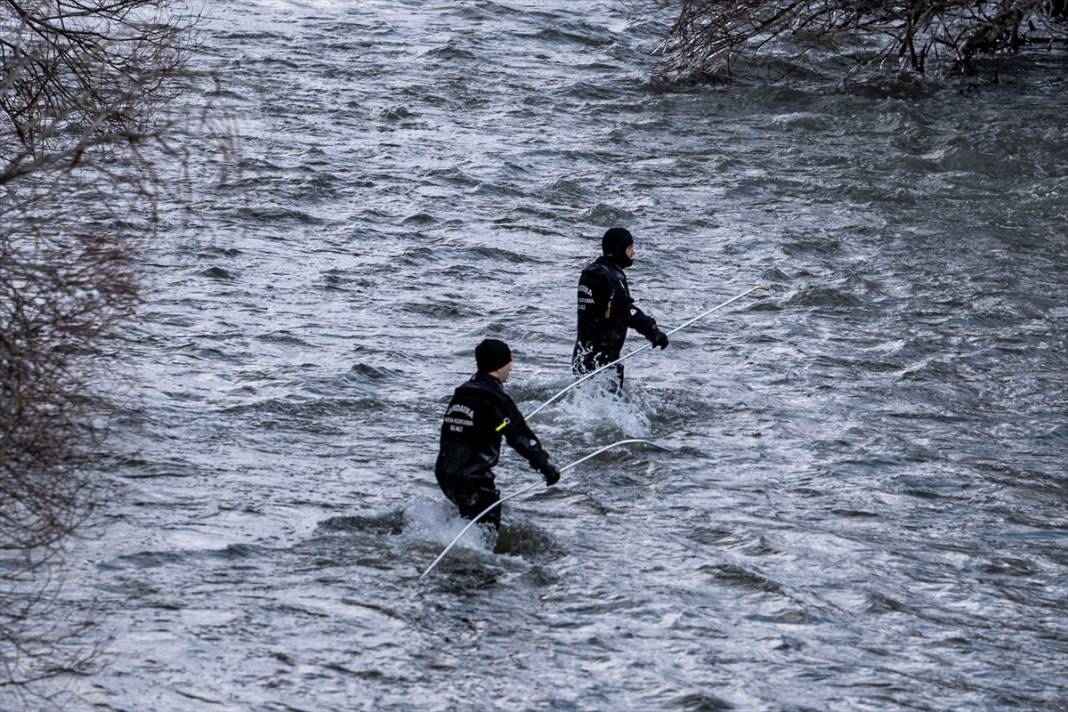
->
[419,438,669,579]
[524,284,768,420]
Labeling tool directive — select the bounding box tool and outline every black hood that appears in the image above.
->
[601,227,634,268]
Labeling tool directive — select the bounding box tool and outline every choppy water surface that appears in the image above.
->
[62,1,1067,709]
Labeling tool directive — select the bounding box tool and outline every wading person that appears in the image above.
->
[573,227,669,389]
[435,339,560,529]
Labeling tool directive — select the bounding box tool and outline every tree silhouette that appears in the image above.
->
[2,1,209,701]
[662,0,1068,80]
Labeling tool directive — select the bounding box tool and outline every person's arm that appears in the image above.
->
[627,300,669,349]
[498,398,560,485]
[626,300,657,339]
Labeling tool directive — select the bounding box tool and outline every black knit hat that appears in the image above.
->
[602,227,634,267]
[475,338,512,373]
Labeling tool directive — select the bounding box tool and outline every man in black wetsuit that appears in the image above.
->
[572,227,669,388]
[435,339,560,529]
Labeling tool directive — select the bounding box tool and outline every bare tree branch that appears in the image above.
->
[1,1,227,701]
[660,0,1068,81]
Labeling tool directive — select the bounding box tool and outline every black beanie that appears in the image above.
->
[475,338,512,373]
[602,227,634,267]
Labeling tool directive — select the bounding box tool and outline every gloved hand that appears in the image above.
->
[651,329,669,350]
[540,461,561,486]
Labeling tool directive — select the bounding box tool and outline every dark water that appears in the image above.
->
[54,1,1068,709]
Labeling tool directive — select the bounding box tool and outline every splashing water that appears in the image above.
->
[553,376,653,441]
[401,497,496,554]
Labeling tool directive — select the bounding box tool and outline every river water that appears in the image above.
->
[53,1,1068,709]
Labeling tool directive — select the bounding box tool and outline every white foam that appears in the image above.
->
[401,497,495,554]
[553,375,653,439]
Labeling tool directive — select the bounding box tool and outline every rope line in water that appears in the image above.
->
[420,438,670,579]
[524,285,768,421]
[421,285,766,579]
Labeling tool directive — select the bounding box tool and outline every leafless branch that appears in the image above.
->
[1,0,226,701]
[660,0,1068,81]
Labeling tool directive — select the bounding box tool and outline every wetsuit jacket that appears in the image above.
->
[573,255,658,368]
[435,372,549,490]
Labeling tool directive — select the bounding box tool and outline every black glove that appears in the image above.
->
[540,461,560,486]
[651,329,669,350]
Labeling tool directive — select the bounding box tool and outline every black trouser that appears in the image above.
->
[436,471,502,530]
[572,342,624,391]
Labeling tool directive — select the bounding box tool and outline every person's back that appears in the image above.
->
[576,255,630,357]
[437,371,519,483]
[573,227,669,386]
[435,339,559,528]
